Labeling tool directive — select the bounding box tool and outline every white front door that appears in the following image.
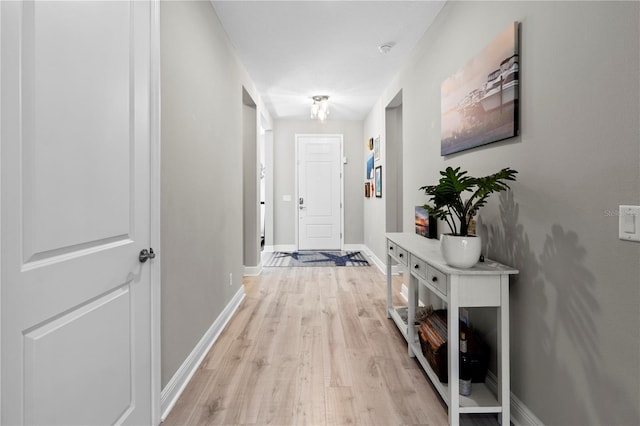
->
[1,1,156,425]
[297,135,342,250]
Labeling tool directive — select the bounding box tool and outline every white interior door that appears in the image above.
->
[1,1,155,424]
[297,135,342,250]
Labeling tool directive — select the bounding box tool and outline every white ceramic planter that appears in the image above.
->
[440,234,482,268]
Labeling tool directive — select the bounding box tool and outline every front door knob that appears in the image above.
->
[139,248,156,263]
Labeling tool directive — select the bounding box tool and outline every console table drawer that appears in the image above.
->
[410,255,427,280]
[396,246,408,265]
[387,241,408,265]
[427,267,448,296]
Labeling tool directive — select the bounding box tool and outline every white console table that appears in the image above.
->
[385,233,518,426]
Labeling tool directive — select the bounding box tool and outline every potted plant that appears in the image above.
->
[420,166,517,268]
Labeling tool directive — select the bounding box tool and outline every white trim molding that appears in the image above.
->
[342,243,366,252]
[149,1,161,423]
[485,371,544,426]
[243,263,262,276]
[360,244,402,275]
[359,245,386,273]
[160,285,246,421]
[400,283,409,303]
[344,244,390,273]
[271,244,296,252]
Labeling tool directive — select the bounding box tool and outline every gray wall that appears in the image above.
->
[273,119,364,246]
[364,1,640,424]
[160,1,266,387]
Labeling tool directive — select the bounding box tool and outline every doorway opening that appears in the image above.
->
[385,91,403,233]
[242,88,260,273]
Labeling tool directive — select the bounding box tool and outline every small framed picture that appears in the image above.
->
[415,206,438,238]
[366,152,374,179]
[375,166,382,198]
[364,182,371,198]
[374,136,381,162]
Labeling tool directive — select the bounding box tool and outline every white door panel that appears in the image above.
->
[24,287,132,425]
[2,1,154,424]
[297,135,342,250]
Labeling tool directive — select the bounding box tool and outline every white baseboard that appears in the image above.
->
[343,243,366,252]
[400,283,409,302]
[400,283,427,307]
[485,371,544,426]
[272,244,296,252]
[160,285,246,422]
[360,244,402,276]
[344,244,390,274]
[360,245,386,274]
[263,245,275,253]
[243,263,262,276]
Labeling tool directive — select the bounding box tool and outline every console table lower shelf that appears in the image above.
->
[388,307,409,341]
[410,339,502,414]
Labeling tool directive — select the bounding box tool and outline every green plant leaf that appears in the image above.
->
[420,167,518,236]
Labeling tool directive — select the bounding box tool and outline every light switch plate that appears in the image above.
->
[619,205,640,241]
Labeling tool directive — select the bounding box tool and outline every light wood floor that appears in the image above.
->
[163,264,498,426]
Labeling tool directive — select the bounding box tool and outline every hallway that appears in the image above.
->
[163,265,499,425]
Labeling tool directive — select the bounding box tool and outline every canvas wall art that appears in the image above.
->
[415,206,437,239]
[441,22,520,156]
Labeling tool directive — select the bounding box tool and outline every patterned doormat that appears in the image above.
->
[264,251,369,267]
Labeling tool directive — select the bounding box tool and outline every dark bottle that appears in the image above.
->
[459,331,472,396]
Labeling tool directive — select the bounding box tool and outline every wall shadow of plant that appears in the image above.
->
[477,191,638,425]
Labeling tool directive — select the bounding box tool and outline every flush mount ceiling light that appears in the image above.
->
[378,42,395,54]
[310,95,330,121]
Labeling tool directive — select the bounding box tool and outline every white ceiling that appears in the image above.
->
[212,1,446,121]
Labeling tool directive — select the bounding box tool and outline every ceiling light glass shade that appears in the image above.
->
[310,103,319,117]
[310,95,329,121]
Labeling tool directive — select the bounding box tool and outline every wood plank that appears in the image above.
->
[320,295,353,388]
[292,325,326,425]
[325,386,357,426]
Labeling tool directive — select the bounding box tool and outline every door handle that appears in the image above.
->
[299,197,304,205]
[139,248,156,263]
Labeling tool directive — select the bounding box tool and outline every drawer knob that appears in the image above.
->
[414,264,419,269]
[389,247,394,250]
[432,276,438,282]
[399,253,403,258]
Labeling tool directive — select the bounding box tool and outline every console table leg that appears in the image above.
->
[497,275,510,425]
[386,255,392,319]
[448,276,460,426]
[407,276,418,357]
